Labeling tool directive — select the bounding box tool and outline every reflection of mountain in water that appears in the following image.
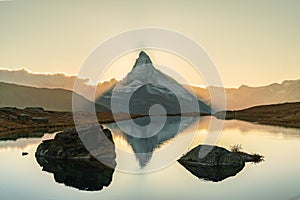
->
[36,156,115,191]
[178,161,245,182]
[107,116,199,168]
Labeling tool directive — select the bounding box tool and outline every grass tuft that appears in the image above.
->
[230,144,243,152]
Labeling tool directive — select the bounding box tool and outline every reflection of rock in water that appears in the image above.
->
[107,116,199,168]
[35,125,116,191]
[178,145,263,182]
[179,161,245,182]
[36,157,115,191]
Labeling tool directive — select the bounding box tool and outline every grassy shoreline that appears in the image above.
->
[214,102,300,129]
[1,102,299,140]
[0,108,144,140]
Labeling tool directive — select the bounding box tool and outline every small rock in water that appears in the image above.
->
[22,152,29,156]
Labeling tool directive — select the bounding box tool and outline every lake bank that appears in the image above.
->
[214,102,300,129]
[1,102,300,141]
[0,107,144,140]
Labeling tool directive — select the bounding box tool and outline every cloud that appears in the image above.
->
[0,67,97,99]
[0,67,117,100]
[0,67,87,89]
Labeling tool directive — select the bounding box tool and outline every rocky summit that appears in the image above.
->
[133,51,153,68]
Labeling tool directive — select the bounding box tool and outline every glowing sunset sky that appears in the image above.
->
[0,0,299,87]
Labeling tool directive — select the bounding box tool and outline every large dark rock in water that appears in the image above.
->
[35,126,116,162]
[178,145,263,182]
[179,145,262,166]
[35,125,116,191]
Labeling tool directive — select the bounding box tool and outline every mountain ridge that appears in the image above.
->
[0,82,109,112]
[185,79,300,110]
[1,66,299,111]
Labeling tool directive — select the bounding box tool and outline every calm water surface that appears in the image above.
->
[0,117,300,200]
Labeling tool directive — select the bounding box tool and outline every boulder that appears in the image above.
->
[178,145,263,182]
[31,117,49,124]
[179,145,262,166]
[35,125,116,165]
[17,113,30,121]
[180,145,262,166]
[24,107,45,113]
[35,125,116,190]
[22,152,29,156]
[0,107,18,114]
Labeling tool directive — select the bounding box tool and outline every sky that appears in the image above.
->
[0,0,299,87]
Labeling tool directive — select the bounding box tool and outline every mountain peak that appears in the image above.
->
[133,51,152,68]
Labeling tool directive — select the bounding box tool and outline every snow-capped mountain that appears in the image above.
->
[96,51,211,114]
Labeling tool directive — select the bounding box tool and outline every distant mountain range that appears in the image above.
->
[0,67,117,100]
[1,57,299,111]
[186,79,300,110]
[0,82,109,112]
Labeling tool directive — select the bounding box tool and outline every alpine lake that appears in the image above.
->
[1,116,300,200]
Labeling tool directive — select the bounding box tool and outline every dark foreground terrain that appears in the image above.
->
[0,107,142,140]
[215,102,300,129]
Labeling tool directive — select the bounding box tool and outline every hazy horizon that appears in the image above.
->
[0,66,299,89]
[0,0,299,88]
